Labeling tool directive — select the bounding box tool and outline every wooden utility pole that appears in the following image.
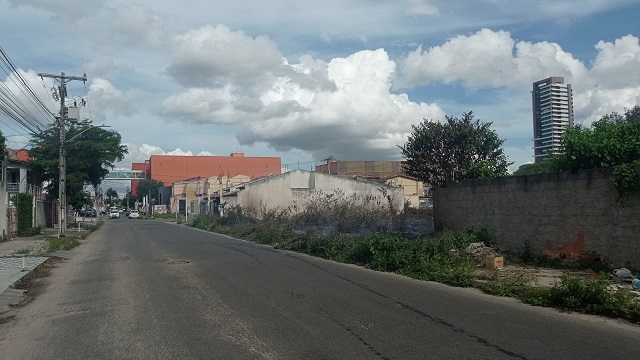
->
[37,72,87,237]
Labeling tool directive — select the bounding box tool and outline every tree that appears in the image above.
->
[120,190,135,208]
[136,179,164,202]
[27,123,127,210]
[553,109,640,172]
[512,161,556,176]
[105,188,118,201]
[602,105,640,124]
[400,111,511,187]
[551,106,640,198]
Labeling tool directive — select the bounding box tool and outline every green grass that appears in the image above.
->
[15,248,32,255]
[46,236,81,253]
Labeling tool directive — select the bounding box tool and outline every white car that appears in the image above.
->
[109,209,120,219]
[129,210,140,219]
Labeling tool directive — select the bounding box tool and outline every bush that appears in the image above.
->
[191,214,219,231]
[368,233,414,272]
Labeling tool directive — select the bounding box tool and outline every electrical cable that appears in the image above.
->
[0,46,54,133]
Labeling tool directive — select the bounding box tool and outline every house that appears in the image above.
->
[169,174,252,215]
[1,149,50,236]
[131,152,280,196]
[384,175,428,208]
[223,169,405,216]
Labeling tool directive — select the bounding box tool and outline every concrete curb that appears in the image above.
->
[0,256,52,315]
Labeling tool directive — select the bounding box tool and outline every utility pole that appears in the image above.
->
[38,72,87,237]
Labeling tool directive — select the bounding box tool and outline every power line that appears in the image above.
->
[41,76,58,115]
[0,46,54,133]
[83,81,93,122]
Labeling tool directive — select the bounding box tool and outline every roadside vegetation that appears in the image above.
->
[189,196,640,322]
[140,212,185,223]
[190,206,476,287]
[481,271,640,322]
[46,237,81,253]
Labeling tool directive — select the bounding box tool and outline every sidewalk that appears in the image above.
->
[0,227,58,314]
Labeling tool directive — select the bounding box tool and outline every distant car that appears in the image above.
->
[129,210,139,219]
[81,209,97,217]
[109,209,120,219]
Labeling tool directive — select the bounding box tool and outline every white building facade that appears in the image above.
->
[532,77,574,161]
[224,170,405,216]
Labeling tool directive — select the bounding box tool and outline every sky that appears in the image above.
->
[1,0,639,193]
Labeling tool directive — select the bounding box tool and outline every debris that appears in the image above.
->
[486,255,504,270]
[613,268,634,280]
[606,284,625,292]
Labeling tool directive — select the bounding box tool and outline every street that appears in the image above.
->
[0,219,638,359]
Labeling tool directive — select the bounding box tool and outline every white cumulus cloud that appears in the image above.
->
[397,29,640,125]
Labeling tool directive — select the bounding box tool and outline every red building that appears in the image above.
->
[131,153,281,195]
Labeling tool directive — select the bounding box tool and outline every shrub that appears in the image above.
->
[190,214,218,231]
[368,233,414,272]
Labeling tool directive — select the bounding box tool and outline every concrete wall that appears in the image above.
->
[434,168,640,267]
[234,170,404,215]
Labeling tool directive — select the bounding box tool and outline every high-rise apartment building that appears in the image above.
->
[532,77,574,161]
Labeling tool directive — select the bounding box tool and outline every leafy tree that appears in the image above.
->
[105,188,118,201]
[553,109,640,172]
[27,123,127,210]
[120,190,135,208]
[603,105,640,124]
[551,106,640,198]
[400,111,512,187]
[136,179,164,202]
[512,161,556,176]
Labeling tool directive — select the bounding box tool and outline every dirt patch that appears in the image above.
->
[473,263,606,288]
[11,257,64,309]
[0,314,16,326]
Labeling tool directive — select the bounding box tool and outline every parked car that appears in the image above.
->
[80,209,97,217]
[129,210,139,219]
[109,209,120,219]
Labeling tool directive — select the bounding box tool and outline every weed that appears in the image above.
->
[47,237,80,253]
[547,276,640,320]
[520,240,533,262]
[483,270,531,296]
[187,201,640,323]
[16,248,32,255]
[18,227,42,237]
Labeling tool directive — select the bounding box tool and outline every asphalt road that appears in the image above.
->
[0,219,639,359]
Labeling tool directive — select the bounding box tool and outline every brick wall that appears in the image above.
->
[434,167,640,267]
